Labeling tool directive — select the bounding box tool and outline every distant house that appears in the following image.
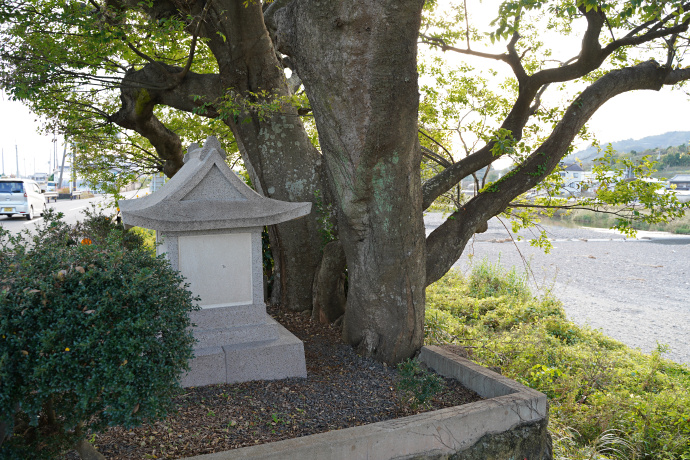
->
[560,162,584,178]
[558,163,585,195]
[669,174,690,190]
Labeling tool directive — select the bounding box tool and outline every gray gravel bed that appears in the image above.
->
[425,212,690,365]
[85,307,482,459]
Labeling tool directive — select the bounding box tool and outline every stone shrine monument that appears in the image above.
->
[119,136,309,387]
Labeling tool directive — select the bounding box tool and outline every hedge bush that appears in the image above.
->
[0,209,198,458]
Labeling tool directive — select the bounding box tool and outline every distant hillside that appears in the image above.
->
[568,131,690,162]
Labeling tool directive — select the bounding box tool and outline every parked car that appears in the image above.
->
[0,178,47,220]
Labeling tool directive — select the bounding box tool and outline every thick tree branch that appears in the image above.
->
[422,4,690,210]
[109,63,223,177]
[425,59,688,285]
[665,66,690,84]
[534,6,689,86]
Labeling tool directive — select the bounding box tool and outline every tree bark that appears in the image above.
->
[0,419,8,448]
[210,0,330,311]
[271,0,426,363]
[311,240,347,324]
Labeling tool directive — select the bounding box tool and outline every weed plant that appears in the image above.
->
[396,359,445,410]
[426,260,690,459]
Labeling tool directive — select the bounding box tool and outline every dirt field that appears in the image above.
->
[425,212,690,365]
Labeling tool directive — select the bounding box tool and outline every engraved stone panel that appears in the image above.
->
[178,233,252,308]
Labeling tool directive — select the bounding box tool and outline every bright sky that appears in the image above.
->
[0,94,64,177]
[583,88,690,146]
[429,0,690,154]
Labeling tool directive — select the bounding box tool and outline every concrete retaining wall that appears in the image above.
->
[185,345,551,460]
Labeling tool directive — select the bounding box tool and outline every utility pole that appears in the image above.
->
[58,143,67,189]
[72,143,77,191]
[15,145,19,178]
[53,131,57,175]
[1,148,4,176]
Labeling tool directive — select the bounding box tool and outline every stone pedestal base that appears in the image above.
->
[180,317,307,388]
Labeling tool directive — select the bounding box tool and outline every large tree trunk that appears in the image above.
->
[270,0,426,363]
[203,0,331,311]
[115,0,331,312]
[311,240,347,324]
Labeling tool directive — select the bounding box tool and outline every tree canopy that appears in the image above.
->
[1,0,689,364]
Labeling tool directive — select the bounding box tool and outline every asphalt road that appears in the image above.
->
[0,194,109,233]
[425,212,690,365]
[0,188,149,234]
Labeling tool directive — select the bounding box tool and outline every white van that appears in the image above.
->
[0,178,47,220]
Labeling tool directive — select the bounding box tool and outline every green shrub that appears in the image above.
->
[396,359,445,410]
[426,262,690,459]
[127,226,157,253]
[467,258,530,301]
[0,209,199,458]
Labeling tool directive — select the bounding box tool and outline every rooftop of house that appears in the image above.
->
[670,174,690,182]
[563,163,585,172]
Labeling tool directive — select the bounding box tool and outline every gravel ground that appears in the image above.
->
[75,306,481,459]
[425,212,690,365]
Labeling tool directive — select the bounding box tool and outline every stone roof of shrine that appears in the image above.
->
[119,136,311,232]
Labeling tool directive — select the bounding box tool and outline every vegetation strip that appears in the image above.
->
[425,260,690,459]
